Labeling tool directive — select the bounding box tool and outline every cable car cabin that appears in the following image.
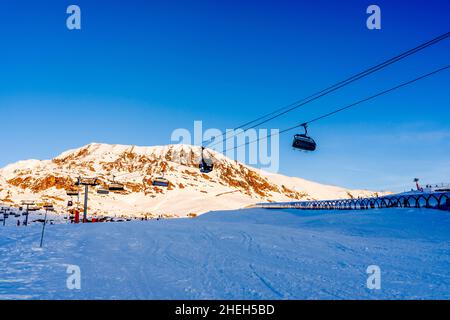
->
[109,182,125,192]
[199,159,213,173]
[97,186,110,195]
[152,177,169,187]
[292,134,317,151]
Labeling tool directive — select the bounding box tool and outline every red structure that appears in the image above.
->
[70,209,80,224]
[414,178,424,192]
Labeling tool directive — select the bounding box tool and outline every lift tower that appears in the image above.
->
[75,177,98,222]
[21,200,36,226]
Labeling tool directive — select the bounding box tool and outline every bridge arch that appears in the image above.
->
[438,194,450,210]
[406,196,416,207]
[398,196,407,208]
[416,195,428,208]
[427,195,439,209]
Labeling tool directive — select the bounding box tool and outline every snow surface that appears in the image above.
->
[261,171,381,200]
[1,207,449,300]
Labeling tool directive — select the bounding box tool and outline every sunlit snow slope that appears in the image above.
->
[0,143,384,217]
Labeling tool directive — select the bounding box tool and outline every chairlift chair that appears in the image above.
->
[43,205,54,211]
[66,186,79,197]
[199,147,214,173]
[292,124,317,151]
[97,186,110,195]
[152,177,169,187]
[109,176,125,192]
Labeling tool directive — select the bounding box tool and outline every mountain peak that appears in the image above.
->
[0,143,383,217]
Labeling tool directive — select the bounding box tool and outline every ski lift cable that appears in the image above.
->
[204,31,450,149]
[110,163,173,182]
[235,32,449,130]
[209,32,449,148]
[224,65,449,153]
[106,163,153,180]
[72,156,164,183]
[301,65,449,126]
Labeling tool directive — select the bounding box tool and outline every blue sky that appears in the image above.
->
[0,0,449,191]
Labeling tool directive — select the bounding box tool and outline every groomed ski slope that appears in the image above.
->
[1,207,450,299]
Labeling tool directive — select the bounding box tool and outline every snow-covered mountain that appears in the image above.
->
[0,143,383,217]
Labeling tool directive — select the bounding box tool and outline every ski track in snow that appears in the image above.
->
[1,207,450,299]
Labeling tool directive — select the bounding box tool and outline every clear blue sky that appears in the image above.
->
[0,0,449,191]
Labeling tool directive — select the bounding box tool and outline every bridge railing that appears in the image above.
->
[256,191,450,211]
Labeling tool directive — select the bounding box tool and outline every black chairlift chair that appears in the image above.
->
[199,147,214,173]
[66,186,79,197]
[292,124,317,151]
[152,176,169,187]
[43,204,55,212]
[97,186,110,195]
[109,176,125,192]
